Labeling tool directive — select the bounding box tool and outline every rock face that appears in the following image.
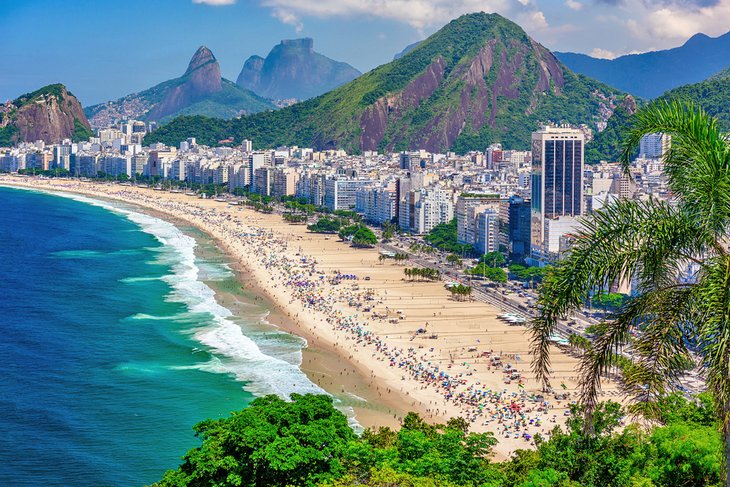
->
[85,46,273,127]
[357,34,567,152]
[148,13,629,153]
[147,46,223,121]
[236,38,361,101]
[0,84,93,145]
[555,30,730,98]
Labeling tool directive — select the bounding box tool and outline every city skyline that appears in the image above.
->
[2,0,729,105]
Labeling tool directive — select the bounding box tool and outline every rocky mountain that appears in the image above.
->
[555,31,730,99]
[236,38,361,101]
[85,46,273,128]
[147,13,628,153]
[0,84,93,146]
[585,66,730,163]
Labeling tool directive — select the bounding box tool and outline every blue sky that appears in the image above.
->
[1,0,728,105]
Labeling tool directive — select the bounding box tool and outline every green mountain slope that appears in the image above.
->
[146,13,628,152]
[585,67,730,163]
[0,84,93,145]
[85,47,273,128]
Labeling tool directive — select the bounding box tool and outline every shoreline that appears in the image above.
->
[184,224,406,429]
[1,180,406,429]
[1,176,617,457]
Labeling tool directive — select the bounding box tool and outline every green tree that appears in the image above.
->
[381,221,397,242]
[592,292,627,312]
[528,101,730,482]
[469,263,507,283]
[352,226,378,248]
[309,217,347,234]
[424,219,473,255]
[645,422,723,487]
[446,253,463,267]
[480,251,506,268]
[155,394,355,487]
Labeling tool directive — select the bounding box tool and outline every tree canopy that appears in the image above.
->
[154,393,724,487]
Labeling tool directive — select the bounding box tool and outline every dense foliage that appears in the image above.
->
[350,226,378,248]
[0,124,19,147]
[468,263,507,283]
[585,102,638,164]
[12,83,69,107]
[585,68,730,163]
[447,284,473,301]
[72,117,94,142]
[308,217,348,234]
[508,264,546,286]
[155,394,355,487]
[154,393,724,487]
[424,219,473,254]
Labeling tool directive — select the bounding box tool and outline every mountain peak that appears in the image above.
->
[236,38,360,101]
[186,46,217,75]
[152,11,623,153]
[1,83,92,145]
[279,38,314,51]
[683,32,710,46]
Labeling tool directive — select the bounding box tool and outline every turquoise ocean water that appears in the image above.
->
[0,186,324,486]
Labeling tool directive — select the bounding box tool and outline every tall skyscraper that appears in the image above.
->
[639,132,671,159]
[530,126,584,260]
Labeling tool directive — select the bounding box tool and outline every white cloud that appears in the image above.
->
[565,0,583,10]
[260,0,513,29]
[518,10,549,30]
[193,0,236,5]
[620,0,730,42]
[271,7,304,33]
[589,47,617,59]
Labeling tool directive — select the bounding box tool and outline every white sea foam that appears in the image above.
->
[45,191,335,401]
[119,276,163,284]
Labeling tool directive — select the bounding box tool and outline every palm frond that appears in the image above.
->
[530,198,704,387]
[621,100,730,243]
[619,287,696,420]
[695,256,730,432]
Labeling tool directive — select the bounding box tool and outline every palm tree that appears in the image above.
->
[529,101,730,477]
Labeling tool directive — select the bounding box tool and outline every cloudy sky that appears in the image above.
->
[1,0,728,104]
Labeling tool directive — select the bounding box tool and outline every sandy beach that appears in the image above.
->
[0,175,619,457]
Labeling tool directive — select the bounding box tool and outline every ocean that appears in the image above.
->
[0,186,324,486]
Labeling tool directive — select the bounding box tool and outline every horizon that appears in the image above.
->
[3,0,730,105]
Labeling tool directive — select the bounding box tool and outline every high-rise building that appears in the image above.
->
[499,195,531,262]
[253,167,273,196]
[485,144,503,170]
[272,168,299,198]
[249,151,271,177]
[455,193,501,244]
[474,209,499,255]
[324,177,373,211]
[399,151,426,171]
[411,187,453,234]
[639,132,671,159]
[530,125,584,260]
